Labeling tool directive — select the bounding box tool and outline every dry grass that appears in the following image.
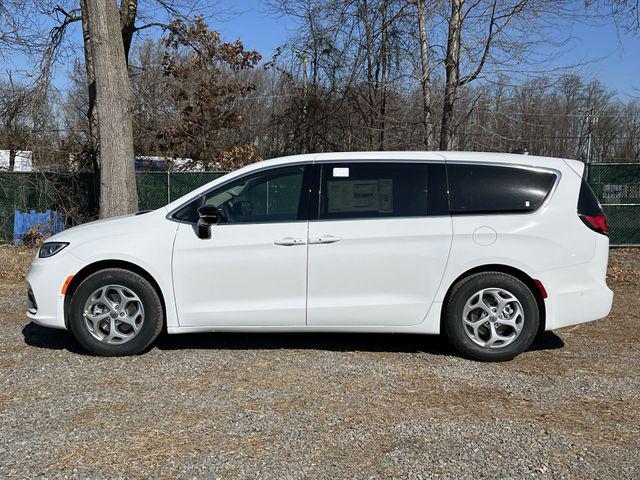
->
[608,248,640,286]
[0,245,36,280]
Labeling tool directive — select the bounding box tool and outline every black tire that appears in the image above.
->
[69,268,163,356]
[443,272,539,362]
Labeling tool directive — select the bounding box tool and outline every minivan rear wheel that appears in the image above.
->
[444,272,539,362]
[69,268,163,356]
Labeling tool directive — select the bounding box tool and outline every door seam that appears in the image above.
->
[304,220,310,326]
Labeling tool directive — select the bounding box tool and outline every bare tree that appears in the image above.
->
[586,0,640,34]
[0,77,31,170]
[440,0,534,150]
[85,0,138,217]
[76,0,209,171]
[416,0,433,148]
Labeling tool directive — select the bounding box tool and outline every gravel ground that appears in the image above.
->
[0,247,638,479]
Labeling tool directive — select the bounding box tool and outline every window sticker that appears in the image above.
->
[327,179,393,213]
[333,167,350,178]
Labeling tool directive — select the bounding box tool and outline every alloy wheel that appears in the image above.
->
[83,285,145,345]
[462,288,524,349]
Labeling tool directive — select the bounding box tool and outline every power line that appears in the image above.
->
[472,108,640,120]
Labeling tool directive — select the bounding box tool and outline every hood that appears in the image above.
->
[46,209,166,244]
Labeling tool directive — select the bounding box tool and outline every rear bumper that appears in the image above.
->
[542,279,613,330]
[536,241,612,330]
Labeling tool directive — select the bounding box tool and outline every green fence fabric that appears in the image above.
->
[0,172,225,243]
[0,166,638,245]
[588,164,640,204]
[0,172,99,243]
[587,163,640,245]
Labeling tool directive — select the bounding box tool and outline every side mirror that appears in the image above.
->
[196,204,220,239]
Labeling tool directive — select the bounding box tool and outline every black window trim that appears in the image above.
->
[445,161,562,216]
[166,158,559,224]
[167,158,448,224]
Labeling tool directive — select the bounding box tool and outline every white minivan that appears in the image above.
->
[26,152,613,361]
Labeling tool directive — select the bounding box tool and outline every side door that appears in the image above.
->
[306,161,452,327]
[171,165,312,327]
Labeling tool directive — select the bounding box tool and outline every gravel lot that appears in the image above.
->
[0,246,638,479]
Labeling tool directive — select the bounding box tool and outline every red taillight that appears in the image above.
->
[580,214,609,235]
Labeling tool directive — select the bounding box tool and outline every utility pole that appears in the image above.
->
[578,107,598,179]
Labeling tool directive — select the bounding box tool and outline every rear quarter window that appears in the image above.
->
[447,164,557,214]
[577,178,604,215]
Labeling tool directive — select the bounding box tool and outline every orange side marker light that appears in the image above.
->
[61,275,74,295]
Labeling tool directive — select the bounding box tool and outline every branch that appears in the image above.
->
[459,0,529,87]
[134,21,177,33]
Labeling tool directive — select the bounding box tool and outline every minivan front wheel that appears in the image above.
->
[69,268,163,356]
[444,272,539,362]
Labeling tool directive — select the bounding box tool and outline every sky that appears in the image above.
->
[212,0,640,99]
[4,0,639,99]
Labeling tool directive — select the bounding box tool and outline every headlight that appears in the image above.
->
[38,242,69,258]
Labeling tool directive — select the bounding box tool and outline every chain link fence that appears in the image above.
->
[0,172,225,244]
[587,163,640,246]
[1,166,638,245]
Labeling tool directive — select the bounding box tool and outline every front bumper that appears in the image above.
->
[26,251,82,330]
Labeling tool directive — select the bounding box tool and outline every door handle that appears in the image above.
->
[274,237,306,246]
[309,235,342,245]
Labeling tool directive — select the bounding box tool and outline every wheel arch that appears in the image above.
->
[63,259,167,330]
[440,264,546,334]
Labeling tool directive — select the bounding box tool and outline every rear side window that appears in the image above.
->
[447,164,557,214]
[317,163,447,220]
[577,178,604,215]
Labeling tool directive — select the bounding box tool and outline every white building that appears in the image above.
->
[135,155,206,172]
[0,150,33,171]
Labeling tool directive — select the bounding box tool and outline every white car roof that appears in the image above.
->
[254,151,578,168]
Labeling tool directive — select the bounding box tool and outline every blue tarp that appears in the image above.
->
[13,210,64,245]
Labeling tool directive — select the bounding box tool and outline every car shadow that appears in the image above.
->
[22,322,565,356]
[156,330,565,355]
[22,322,88,355]
[155,331,457,355]
[529,331,565,351]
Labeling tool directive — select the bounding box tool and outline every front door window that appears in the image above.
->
[173,166,306,224]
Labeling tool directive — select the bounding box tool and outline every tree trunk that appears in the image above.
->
[417,0,433,149]
[363,0,376,149]
[301,53,309,153]
[80,0,137,174]
[440,0,464,151]
[79,0,99,173]
[378,0,389,150]
[119,0,138,63]
[85,0,138,218]
[8,148,16,171]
